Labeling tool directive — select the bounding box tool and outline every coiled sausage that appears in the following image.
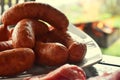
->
[2,2,69,32]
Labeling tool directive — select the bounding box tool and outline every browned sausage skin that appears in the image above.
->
[34,41,68,66]
[2,2,69,32]
[25,19,49,40]
[9,19,49,40]
[68,42,87,63]
[12,19,35,48]
[45,29,87,63]
[0,48,35,77]
[0,40,13,51]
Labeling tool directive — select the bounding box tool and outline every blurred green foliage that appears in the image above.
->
[101,38,120,57]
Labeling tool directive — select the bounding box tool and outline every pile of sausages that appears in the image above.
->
[0,2,87,77]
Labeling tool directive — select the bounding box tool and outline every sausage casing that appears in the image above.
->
[0,48,35,76]
[68,42,87,63]
[45,29,87,63]
[12,19,35,48]
[2,2,69,32]
[34,41,68,66]
[21,19,49,40]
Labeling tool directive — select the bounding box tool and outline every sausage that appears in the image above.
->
[34,41,68,66]
[2,2,69,32]
[46,29,87,63]
[9,19,49,40]
[0,48,35,77]
[0,24,9,41]
[12,19,35,48]
[23,19,49,40]
[68,42,87,63]
[0,40,13,51]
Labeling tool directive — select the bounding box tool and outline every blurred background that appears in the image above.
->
[0,0,120,57]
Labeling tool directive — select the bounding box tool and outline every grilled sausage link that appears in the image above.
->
[34,41,68,66]
[0,48,35,77]
[12,19,35,48]
[0,24,9,41]
[45,29,87,63]
[2,2,69,32]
